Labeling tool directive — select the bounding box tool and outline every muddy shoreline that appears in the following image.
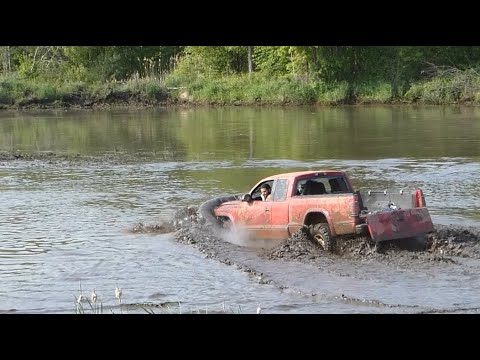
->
[0,151,170,165]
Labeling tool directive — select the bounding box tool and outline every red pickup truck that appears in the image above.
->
[199,170,434,251]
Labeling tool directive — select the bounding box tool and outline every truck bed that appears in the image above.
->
[358,189,434,242]
[358,188,420,213]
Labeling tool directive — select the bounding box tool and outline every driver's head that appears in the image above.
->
[260,184,271,197]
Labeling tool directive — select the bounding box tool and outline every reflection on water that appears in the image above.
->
[0,106,480,313]
[1,106,480,161]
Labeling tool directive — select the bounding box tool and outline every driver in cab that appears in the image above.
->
[260,184,272,201]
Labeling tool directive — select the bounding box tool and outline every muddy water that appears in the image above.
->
[1,106,480,313]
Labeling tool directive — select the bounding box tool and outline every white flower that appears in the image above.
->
[115,287,123,303]
[91,289,97,303]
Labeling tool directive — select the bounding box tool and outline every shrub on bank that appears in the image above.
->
[2,67,480,108]
[405,67,480,104]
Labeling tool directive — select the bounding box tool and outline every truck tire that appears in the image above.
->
[198,195,238,227]
[310,223,334,252]
[218,217,232,229]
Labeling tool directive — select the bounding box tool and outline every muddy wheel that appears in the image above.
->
[309,223,334,252]
[400,235,428,251]
[218,217,232,229]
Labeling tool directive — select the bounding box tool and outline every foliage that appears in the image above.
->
[314,81,349,104]
[167,72,319,105]
[253,46,293,76]
[0,75,15,104]
[174,46,249,76]
[62,46,183,81]
[121,75,169,101]
[3,46,480,106]
[355,81,393,104]
[405,66,480,104]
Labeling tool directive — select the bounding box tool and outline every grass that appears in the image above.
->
[73,288,248,314]
[4,68,480,108]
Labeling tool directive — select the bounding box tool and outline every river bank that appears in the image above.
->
[2,68,480,110]
[2,96,474,111]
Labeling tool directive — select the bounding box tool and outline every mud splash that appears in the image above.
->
[164,206,480,297]
[169,206,480,261]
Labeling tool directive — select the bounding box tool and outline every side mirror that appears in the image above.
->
[241,193,252,202]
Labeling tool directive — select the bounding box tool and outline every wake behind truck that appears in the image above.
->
[199,170,434,251]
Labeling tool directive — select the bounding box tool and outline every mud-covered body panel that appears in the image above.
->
[365,208,434,241]
[212,170,434,242]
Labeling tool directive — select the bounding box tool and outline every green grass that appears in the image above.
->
[73,288,248,314]
[3,68,480,108]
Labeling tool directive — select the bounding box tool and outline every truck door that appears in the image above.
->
[241,195,272,237]
[269,179,290,239]
[239,179,289,240]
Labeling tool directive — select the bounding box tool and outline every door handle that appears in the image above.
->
[265,208,270,212]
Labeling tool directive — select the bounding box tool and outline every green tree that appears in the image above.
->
[176,46,249,76]
[63,46,183,81]
[0,46,66,79]
[253,46,292,76]
[0,46,12,74]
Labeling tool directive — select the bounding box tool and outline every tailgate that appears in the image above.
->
[365,208,434,242]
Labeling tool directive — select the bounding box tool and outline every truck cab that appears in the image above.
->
[214,170,356,241]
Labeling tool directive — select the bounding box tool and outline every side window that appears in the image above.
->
[328,178,341,193]
[272,179,288,201]
[338,177,349,192]
[296,176,352,195]
[297,178,326,195]
[328,177,350,193]
[252,180,274,201]
[295,180,305,195]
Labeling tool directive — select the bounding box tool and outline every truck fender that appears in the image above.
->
[302,209,336,236]
[198,194,239,226]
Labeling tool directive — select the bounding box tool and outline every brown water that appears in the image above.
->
[0,105,479,313]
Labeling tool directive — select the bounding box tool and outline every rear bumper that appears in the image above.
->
[365,207,434,242]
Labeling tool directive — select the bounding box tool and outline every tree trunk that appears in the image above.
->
[247,46,253,73]
[390,56,400,99]
[3,46,11,73]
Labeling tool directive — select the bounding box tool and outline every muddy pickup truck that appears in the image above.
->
[199,170,434,251]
